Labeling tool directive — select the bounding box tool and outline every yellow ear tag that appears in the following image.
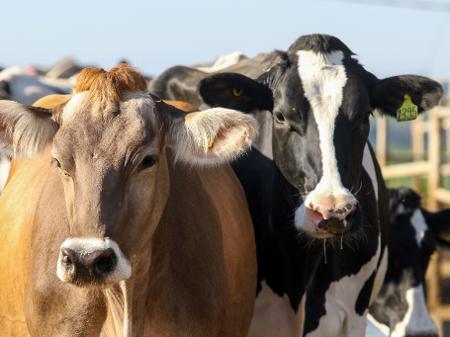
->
[232,88,243,97]
[208,138,214,149]
[396,95,418,122]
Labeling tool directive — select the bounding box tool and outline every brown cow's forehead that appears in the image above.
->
[53,91,160,167]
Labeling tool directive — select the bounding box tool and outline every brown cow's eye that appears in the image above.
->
[51,157,61,168]
[52,157,71,177]
[139,155,157,171]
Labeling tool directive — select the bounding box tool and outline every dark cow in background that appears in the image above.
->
[150,50,285,109]
[194,34,443,337]
[370,187,450,337]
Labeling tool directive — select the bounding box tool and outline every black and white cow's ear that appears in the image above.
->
[199,72,273,113]
[0,100,60,156]
[372,75,443,118]
[424,208,450,246]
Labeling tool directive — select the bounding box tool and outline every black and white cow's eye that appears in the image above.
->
[139,155,157,171]
[274,111,286,124]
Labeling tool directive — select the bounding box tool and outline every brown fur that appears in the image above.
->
[74,65,148,104]
[0,82,257,337]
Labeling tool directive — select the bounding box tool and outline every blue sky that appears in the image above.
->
[1,0,449,79]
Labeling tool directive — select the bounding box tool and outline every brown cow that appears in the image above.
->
[0,65,257,337]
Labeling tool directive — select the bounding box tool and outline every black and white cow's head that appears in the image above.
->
[370,187,450,337]
[199,34,443,239]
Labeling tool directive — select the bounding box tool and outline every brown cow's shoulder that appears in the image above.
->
[0,151,51,337]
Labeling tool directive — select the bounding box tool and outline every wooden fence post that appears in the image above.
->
[376,114,387,168]
[428,108,441,211]
[411,115,425,191]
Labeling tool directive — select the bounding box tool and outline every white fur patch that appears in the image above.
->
[297,50,355,213]
[367,316,389,336]
[0,154,11,192]
[0,100,58,156]
[61,92,86,122]
[390,286,437,337]
[362,143,388,306]
[305,236,382,337]
[411,209,428,245]
[56,237,131,284]
[362,144,378,201]
[247,282,303,337]
[171,107,258,166]
[196,51,245,73]
[370,246,388,305]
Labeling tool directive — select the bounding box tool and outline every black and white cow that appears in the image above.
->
[369,187,450,337]
[196,34,443,337]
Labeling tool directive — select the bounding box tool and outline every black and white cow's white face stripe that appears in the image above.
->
[293,49,359,237]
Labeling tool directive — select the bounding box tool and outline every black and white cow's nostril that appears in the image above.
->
[318,217,348,234]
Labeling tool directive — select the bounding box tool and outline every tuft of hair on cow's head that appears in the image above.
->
[0,64,257,165]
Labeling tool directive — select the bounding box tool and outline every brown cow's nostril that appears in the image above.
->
[93,249,117,275]
[61,247,77,266]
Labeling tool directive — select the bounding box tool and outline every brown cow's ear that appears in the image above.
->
[0,100,59,156]
[156,98,258,166]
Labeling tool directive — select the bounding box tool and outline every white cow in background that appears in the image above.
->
[366,321,387,337]
[0,66,73,104]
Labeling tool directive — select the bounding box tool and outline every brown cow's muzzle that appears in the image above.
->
[56,238,132,286]
[60,247,117,283]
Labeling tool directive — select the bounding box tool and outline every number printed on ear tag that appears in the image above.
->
[396,95,418,122]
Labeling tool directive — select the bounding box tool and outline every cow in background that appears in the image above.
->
[0,66,72,104]
[150,50,285,108]
[369,186,450,337]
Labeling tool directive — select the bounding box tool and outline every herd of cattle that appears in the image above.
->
[0,33,449,337]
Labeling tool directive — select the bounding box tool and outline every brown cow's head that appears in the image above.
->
[0,65,257,287]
